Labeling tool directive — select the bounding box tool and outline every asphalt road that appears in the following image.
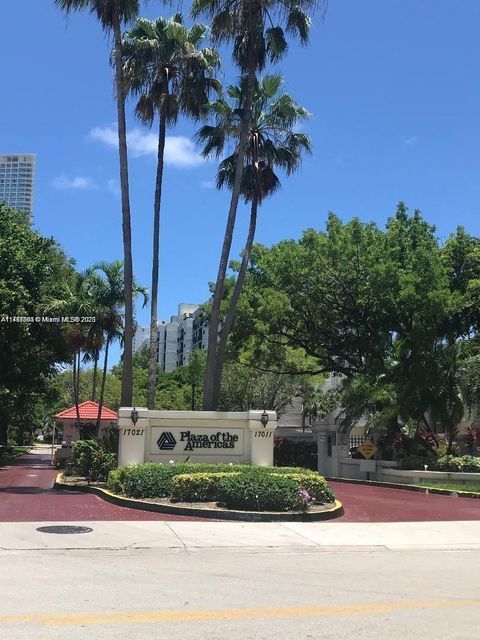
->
[0,546,479,639]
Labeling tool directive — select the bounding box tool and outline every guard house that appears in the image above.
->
[54,401,118,445]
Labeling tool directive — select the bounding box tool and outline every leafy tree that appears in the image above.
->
[0,204,75,444]
[192,0,327,409]
[228,204,480,449]
[55,0,140,406]
[197,73,311,407]
[122,14,220,410]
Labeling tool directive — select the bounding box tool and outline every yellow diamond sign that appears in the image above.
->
[357,439,378,460]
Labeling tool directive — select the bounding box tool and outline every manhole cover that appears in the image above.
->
[36,525,93,535]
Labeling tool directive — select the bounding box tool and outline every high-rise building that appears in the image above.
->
[133,303,208,372]
[0,154,36,219]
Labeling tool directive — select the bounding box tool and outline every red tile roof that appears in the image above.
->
[55,401,118,421]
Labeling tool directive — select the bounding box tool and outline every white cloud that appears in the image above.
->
[200,180,215,189]
[404,136,418,146]
[52,175,97,190]
[89,125,205,168]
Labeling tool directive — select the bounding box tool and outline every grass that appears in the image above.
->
[419,481,480,494]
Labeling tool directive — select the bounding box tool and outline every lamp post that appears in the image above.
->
[260,410,269,428]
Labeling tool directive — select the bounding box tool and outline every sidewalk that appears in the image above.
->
[1,519,480,552]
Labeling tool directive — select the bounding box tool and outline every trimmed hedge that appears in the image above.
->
[171,472,240,502]
[217,473,300,512]
[107,462,317,499]
[399,454,480,473]
[106,462,335,512]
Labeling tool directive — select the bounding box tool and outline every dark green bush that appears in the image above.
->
[398,455,432,470]
[71,439,117,482]
[217,472,300,511]
[217,470,335,512]
[171,473,240,502]
[274,438,318,470]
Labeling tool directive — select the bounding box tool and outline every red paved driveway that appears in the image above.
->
[330,480,480,522]
[0,449,203,522]
[1,449,479,523]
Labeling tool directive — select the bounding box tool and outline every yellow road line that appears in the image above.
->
[0,599,479,626]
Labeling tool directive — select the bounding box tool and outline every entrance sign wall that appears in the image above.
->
[117,409,277,467]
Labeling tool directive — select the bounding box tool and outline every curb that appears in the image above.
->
[55,474,344,522]
[327,476,480,500]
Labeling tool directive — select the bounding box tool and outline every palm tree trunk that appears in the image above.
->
[147,109,167,410]
[211,195,259,408]
[112,6,134,408]
[92,348,99,401]
[96,335,111,434]
[73,351,81,433]
[203,67,257,410]
[76,350,82,402]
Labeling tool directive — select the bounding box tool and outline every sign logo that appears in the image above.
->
[157,432,177,451]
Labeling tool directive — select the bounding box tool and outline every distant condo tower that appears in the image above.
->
[0,154,36,219]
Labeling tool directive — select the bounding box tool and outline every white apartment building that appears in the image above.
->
[133,303,209,372]
[0,154,36,219]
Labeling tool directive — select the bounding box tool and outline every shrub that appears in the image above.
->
[459,456,480,472]
[287,473,335,504]
[107,462,317,498]
[217,472,300,511]
[171,473,239,502]
[217,470,335,512]
[71,439,117,482]
[433,456,465,473]
[398,455,431,470]
[274,439,318,470]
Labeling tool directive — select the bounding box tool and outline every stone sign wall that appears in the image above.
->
[117,409,277,467]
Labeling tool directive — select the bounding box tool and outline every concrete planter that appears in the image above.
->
[377,468,480,485]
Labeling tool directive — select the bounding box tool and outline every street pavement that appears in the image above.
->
[0,546,479,639]
[1,448,480,638]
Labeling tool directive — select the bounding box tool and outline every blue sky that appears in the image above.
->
[2,1,480,365]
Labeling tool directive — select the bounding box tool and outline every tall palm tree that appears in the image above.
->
[197,74,311,406]
[90,260,148,430]
[192,0,326,409]
[55,0,140,407]
[122,14,221,410]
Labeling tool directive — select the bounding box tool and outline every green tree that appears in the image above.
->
[122,13,220,410]
[192,0,327,410]
[89,260,148,429]
[197,73,311,406]
[0,204,75,444]
[55,0,140,407]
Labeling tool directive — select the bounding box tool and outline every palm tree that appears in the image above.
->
[197,74,311,407]
[55,0,140,407]
[46,269,98,426]
[90,260,148,431]
[191,0,326,409]
[122,14,221,410]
